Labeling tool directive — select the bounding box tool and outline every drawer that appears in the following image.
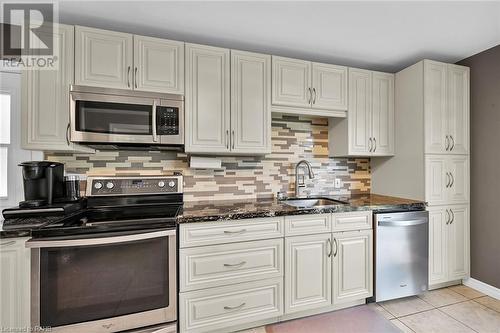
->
[284,214,331,236]
[332,211,372,232]
[179,217,284,248]
[180,238,283,292]
[180,278,283,333]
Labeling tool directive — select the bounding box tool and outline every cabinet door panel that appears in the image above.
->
[311,63,347,111]
[185,44,230,153]
[272,56,311,108]
[134,35,184,94]
[424,60,447,154]
[75,26,133,89]
[448,205,469,280]
[371,72,394,155]
[447,64,469,155]
[428,207,448,285]
[285,234,332,314]
[231,51,271,154]
[348,68,372,155]
[447,156,469,204]
[425,156,447,205]
[332,230,373,304]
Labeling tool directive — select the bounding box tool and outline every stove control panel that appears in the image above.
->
[86,176,183,196]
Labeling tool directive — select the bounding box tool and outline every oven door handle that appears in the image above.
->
[25,229,175,248]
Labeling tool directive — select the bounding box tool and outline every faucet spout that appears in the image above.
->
[294,160,315,197]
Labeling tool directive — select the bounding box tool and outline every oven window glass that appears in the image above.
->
[39,236,170,327]
[75,101,152,135]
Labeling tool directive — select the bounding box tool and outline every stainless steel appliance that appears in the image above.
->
[27,175,182,333]
[374,210,429,302]
[70,85,184,149]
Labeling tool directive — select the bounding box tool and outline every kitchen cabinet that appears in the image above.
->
[332,230,373,305]
[328,68,394,157]
[0,238,30,330]
[424,60,469,155]
[428,205,469,285]
[272,56,347,117]
[285,233,332,314]
[185,45,271,154]
[21,23,93,152]
[75,26,184,94]
[425,155,469,205]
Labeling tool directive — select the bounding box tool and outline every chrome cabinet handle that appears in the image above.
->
[445,135,450,151]
[450,172,454,187]
[127,66,131,88]
[223,229,247,235]
[66,123,71,146]
[224,302,246,311]
[224,261,247,268]
[0,241,15,247]
[134,67,138,88]
[450,135,455,151]
[369,138,373,152]
[226,130,229,149]
[374,138,377,152]
[327,238,332,258]
[312,88,317,104]
[308,87,312,104]
[232,130,235,149]
[446,172,450,188]
[450,209,455,224]
[152,100,158,142]
[445,209,450,224]
[333,238,338,257]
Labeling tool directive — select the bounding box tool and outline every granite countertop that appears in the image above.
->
[177,193,427,223]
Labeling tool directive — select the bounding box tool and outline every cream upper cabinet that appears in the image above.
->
[75,26,133,89]
[371,72,394,156]
[272,56,311,108]
[348,68,372,155]
[22,24,93,152]
[0,238,31,330]
[425,155,469,205]
[272,56,347,117]
[447,65,469,155]
[285,233,332,314]
[230,50,271,154]
[332,230,373,305]
[185,44,230,153]
[424,60,469,155]
[133,35,184,94]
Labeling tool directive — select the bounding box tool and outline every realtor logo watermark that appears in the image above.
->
[1,2,59,70]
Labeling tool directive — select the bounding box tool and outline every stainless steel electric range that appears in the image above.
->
[26,175,182,333]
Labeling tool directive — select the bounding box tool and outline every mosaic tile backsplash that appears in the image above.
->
[46,115,370,202]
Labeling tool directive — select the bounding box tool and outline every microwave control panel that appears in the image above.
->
[157,106,179,135]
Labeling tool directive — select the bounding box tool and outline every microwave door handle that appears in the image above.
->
[152,100,158,142]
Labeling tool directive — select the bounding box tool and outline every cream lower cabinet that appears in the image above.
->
[0,238,30,330]
[428,205,469,286]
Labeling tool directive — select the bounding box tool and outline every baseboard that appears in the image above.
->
[463,277,500,300]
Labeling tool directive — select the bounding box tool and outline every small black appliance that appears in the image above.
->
[19,161,64,207]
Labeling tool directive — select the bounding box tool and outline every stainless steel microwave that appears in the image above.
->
[70,85,184,149]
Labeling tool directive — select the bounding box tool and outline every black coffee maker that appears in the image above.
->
[19,161,65,208]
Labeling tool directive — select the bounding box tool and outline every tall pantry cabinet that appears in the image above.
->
[371,59,470,289]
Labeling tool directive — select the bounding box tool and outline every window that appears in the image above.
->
[0,90,11,197]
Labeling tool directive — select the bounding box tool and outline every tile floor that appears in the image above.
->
[240,285,500,333]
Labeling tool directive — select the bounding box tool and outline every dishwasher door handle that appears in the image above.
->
[378,219,428,227]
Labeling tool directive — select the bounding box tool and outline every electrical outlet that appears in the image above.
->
[334,178,342,189]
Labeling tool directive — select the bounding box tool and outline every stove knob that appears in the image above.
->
[168,181,176,188]
[106,182,115,189]
[94,182,103,190]
[158,181,165,188]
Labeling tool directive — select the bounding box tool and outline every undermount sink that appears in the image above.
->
[281,197,348,208]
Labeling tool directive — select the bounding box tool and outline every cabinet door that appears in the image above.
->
[75,26,133,89]
[332,230,373,305]
[447,205,469,281]
[133,35,184,94]
[230,50,271,154]
[425,155,447,205]
[272,56,311,108]
[371,72,394,156]
[0,238,30,330]
[185,44,230,153]
[447,64,469,155]
[428,207,448,285]
[311,63,347,111]
[348,68,372,155]
[424,60,448,154]
[447,156,469,204]
[285,234,332,314]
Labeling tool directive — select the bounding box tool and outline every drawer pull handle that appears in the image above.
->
[224,261,247,268]
[223,229,247,235]
[224,302,246,311]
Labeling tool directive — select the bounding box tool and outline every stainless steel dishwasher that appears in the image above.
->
[374,210,429,302]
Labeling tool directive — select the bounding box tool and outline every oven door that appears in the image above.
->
[70,91,160,145]
[27,229,176,333]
